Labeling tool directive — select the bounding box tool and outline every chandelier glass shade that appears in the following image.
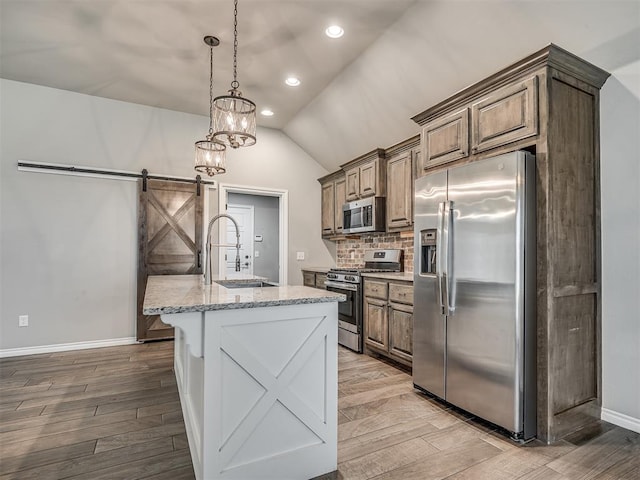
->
[195,137,226,176]
[212,0,257,149]
[212,90,256,148]
[194,35,227,176]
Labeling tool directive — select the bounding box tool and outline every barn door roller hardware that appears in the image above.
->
[17,161,214,189]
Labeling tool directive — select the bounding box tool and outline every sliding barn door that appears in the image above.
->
[137,179,204,341]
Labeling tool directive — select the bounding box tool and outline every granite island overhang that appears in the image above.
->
[143,274,346,480]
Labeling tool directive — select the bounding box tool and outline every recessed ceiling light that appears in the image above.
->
[261,109,274,117]
[285,77,301,87]
[325,25,344,39]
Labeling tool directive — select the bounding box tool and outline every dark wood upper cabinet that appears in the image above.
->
[342,149,386,201]
[471,76,538,154]
[422,108,469,169]
[318,170,345,238]
[321,181,335,236]
[334,177,346,235]
[385,135,420,232]
[345,168,360,202]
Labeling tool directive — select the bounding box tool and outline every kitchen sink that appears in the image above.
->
[214,280,278,289]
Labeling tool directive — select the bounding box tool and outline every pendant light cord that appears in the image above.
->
[208,44,214,135]
[232,0,239,90]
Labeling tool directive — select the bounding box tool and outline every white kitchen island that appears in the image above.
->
[143,274,345,480]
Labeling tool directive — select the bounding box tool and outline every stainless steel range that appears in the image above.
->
[325,249,403,352]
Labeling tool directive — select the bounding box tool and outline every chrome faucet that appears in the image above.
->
[204,213,241,285]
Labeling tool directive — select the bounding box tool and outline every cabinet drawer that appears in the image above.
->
[471,76,538,154]
[302,272,316,287]
[364,280,388,300]
[422,108,469,169]
[389,283,413,305]
[315,273,327,289]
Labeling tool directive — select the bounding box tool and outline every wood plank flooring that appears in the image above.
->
[0,341,191,480]
[1,342,638,479]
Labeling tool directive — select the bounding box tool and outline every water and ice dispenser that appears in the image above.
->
[420,229,437,275]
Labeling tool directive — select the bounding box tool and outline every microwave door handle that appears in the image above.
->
[436,202,446,314]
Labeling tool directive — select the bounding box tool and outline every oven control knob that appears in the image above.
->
[346,275,355,281]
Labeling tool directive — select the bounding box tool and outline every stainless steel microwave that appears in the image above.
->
[342,197,385,234]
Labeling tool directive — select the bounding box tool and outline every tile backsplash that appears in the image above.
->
[336,231,414,272]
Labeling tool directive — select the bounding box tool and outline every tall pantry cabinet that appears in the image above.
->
[412,44,610,443]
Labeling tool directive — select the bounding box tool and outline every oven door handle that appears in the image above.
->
[325,281,358,291]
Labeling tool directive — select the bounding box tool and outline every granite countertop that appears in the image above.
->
[143,274,345,315]
[301,266,333,273]
[361,272,414,282]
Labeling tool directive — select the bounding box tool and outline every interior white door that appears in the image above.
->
[225,205,254,275]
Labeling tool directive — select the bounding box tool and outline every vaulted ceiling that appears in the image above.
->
[1,0,639,171]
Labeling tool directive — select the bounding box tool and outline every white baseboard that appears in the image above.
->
[601,407,640,434]
[0,337,138,358]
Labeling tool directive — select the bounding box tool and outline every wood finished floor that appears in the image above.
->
[0,342,637,480]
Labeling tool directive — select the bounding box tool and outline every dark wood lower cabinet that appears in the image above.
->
[388,302,413,364]
[302,270,329,290]
[363,278,413,367]
[364,297,388,352]
[302,271,316,287]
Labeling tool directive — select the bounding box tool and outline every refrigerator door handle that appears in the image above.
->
[442,201,450,314]
[445,201,455,315]
[436,202,446,314]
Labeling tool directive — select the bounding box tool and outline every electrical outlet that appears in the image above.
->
[296,251,305,261]
[255,250,260,258]
[18,315,29,327]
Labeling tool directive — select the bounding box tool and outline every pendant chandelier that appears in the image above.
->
[195,36,227,176]
[212,0,257,149]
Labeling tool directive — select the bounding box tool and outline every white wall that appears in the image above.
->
[285,0,640,171]
[600,59,640,431]
[0,79,334,351]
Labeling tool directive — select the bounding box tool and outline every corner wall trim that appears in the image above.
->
[601,408,640,434]
[0,337,138,358]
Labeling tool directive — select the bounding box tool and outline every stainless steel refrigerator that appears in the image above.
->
[413,150,536,440]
